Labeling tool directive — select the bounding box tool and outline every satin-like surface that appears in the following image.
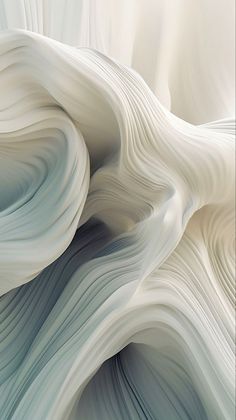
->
[0,1,235,420]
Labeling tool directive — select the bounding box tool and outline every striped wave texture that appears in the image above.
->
[0,1,235,420]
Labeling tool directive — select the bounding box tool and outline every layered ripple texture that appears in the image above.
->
[0,1,235,419]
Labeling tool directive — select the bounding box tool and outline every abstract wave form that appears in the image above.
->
[0,1,235,420]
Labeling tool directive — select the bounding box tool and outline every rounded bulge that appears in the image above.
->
[0,106,89,295]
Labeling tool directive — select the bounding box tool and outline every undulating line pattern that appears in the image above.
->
[0,1,235,420]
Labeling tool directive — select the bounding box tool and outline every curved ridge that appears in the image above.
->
[0,5,235,420]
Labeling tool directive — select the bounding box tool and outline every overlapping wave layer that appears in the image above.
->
[0,1,235,420]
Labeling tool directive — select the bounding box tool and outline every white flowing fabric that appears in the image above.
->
[0,1,235,420]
